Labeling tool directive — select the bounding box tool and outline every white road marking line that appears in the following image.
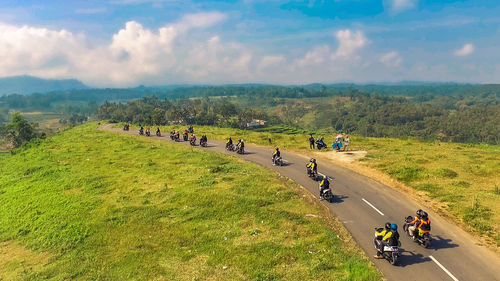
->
[429,256,460,281]
[362,198,385,216]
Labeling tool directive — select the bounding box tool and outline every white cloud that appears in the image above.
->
[380,51,402,67]
[454,43,474,57]
[0,12,234,86]
[389,0,417,12]
[331,29,367,59]
[4,17,488,85]
[257,55,286,71]
[297,45,331,67]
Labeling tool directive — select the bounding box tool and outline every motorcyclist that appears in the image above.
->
[226,137,233,149]
[319,175,330,200]
[316,137,326,148]
[272,147,281,165]
[146,127,151,136]
[175,131,180,140]
[156,127,161,136]
[139,126,144,135]
[200,134,207,145]
[306,158,317,175]
[408,209,423,239]
[416,211,431,238]
[375,223,400,258]
[236,139,245,153]
[190,134,196,144]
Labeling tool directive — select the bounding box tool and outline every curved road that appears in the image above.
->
[103,125,500,281]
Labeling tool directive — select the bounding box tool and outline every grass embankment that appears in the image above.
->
[0,123,381,280]
[127,124,500,247]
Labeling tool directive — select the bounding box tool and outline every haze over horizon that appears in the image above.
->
[1,0,499,87]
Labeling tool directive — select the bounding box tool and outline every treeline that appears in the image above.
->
[98,96,276,128]
[275,91,500,144]
[309,83,500,97]
[98,90,500,144]
[6,83,500,114]
[2,83,499,144]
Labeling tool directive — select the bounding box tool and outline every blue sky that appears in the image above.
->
[0,0,499,86]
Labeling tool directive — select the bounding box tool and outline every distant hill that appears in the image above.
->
[0,75,88,96]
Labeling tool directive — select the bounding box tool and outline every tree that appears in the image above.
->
[152,108,166,125]
[0,112,38,148]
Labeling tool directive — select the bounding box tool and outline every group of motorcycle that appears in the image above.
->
[225,141,245,154]
[133,122,436,267]
[372,215,432,266]
[136,126,161,137]
[133,124,208,147]
[305,160,334,202]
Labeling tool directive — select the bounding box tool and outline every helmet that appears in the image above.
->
[323,175,328,180]
[312,158,316,163]
[416,209,423,218]
[385,222,391,230]
[421,211,428,220]
[310,158,314,162]
[391,224,397,231]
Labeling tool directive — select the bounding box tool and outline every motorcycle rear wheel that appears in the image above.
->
[390,253,399,265]
[423,240,431,248]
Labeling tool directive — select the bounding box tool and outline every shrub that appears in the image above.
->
[435,168,458,178]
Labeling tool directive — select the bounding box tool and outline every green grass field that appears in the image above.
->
[125,123,500,247]
[0,123,381,280]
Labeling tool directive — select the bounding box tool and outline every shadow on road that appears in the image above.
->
[398,250,432,267]
[332,194,348,203]
[431,235,459,250]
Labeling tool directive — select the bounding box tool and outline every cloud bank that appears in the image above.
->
[0,13,379,86]
[0,11,490,86]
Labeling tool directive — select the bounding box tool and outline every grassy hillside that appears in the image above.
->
[128,124,500,246]
[0,124,381,280]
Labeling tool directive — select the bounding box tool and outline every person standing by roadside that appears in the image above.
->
[343,134,350,152]
[308,134,315,149]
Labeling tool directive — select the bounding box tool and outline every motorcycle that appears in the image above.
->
[319,183,334,202]
[200,139,207,147]
[226,143,235,151]
[156,131,161,137]
[145,131,151,137]
[170,134,175,140]
[183,134,189,141]
[316,140,327,150]
[306,166,317,179]
[236,145,245,154]
[272,156,283,166]
[139,129,144,135]
[374,228,400,265]
[123,124,129,131]
[403,216,432,248]
[190,138,197,146]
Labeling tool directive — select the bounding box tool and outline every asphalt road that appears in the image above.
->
[103,125,500,281]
